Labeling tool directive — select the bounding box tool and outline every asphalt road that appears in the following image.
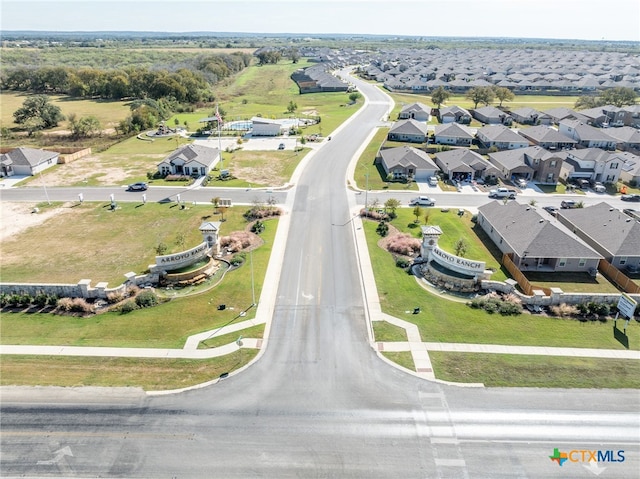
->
[1,72,639,478]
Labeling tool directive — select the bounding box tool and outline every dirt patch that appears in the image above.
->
[301,109,319,116]
[0,202,78,242]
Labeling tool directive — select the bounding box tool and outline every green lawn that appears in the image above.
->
[381,351,415,371]
[373,321,408,342]
[0,91,131,131]
[0,352,258,390]
[430,352,640,388]
[363,220,640,350]
[1,204,277,349]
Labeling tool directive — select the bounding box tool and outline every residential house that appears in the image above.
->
[604,126,640,151]
[509,107,552,125]
[616,151,640,185]
[472,106,512,125]
[518,125,577,150]
[0,147,59,177]
[543,107,581,125]
[438,105,472,124]
[157,144,221,177]
[488,146,563,184]
[558,119,617,150]
[377,146,438,181]
[477,201,602,273]
[434,148,499,182]
[433,123,474,146]
[476,125,530,150]
[556,202,640,273]
[559,148,622,184]
[387,119,429,143]
[577,105,631,127]
[398,102,431,122]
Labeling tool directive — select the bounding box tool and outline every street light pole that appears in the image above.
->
[250,249,256,306]
[364,166,370,214]
[37,160,51,206]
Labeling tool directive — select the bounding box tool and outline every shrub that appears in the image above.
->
[119,300,138,314]
[243,206,282,221]
[135,290,158,308]
[550,303,578,318]
[396,258,410,269]
[230,253,246,266]
[34,292,49,307]
[386,233,421,256]
[360,208,389,221]
[251,220,265,234]
[221,231,253,252]
[56,297,74,312]
[56,297,94,314]
[376,221,389,237]
[107,291,125,304]
[497,301,522,316]
[127,285,140,297]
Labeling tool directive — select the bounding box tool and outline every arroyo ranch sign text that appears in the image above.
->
[431,246,485,276]
[156,242,209,270]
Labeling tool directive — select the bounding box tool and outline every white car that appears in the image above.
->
[429,176,438,186]
[409,196,435,206]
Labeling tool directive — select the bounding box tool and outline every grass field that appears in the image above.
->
[0,352,258,390]
[1,213,276,349]
[363,220,640,350]
[372,321,408,342]
[429,352,640,388]
[0,91,131,131]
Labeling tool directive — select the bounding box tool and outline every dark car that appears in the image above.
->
[542,205,558,216]
[621,194,640,202]
[560,200,578,209]
[127,182,148,191]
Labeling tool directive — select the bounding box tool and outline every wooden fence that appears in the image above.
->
[502,253,552,296]
[598,259,640,294]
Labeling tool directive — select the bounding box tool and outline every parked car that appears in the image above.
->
[278,143,285,150]
[515,178,527,188]
[488,187,517,199]
[127,182,148,191]
[560,200,578,209]
[621,194,640,202]
[623,209,640,220]
[592,182,606,193]
[429,176,438,186]
[409,196,435,206]
[542,205,558,216]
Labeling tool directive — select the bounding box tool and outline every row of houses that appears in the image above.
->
[1,144,223,179]
[378,141,640,186]
[477,201,640,274]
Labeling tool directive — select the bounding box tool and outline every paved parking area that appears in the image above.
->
[194,136,322,152]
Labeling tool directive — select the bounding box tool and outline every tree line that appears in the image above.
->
[1,52,253,102]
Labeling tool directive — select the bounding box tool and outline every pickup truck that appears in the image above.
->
[488,187,517,199]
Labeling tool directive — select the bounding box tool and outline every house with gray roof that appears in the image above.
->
[476,125,529,150]
[577,105,631,127]
[477,201,602,273]
[472,106,512,125]
[616,151,640,185]
[488,146,563,184]
[434,149,499,182]
[556,202,640,273]
[157,144,220,177]
[398,102,431,122]
[518,125,577,150]
[543,107,581,125]
[559,148,622,184]
[433,123,474,146]
[509,107,552,126]
[558,119,617,150]
[438,105,472,124]
[377,146,437,182]
[0,147,59,177]
[387,119,429,143]
[604,126,640,151]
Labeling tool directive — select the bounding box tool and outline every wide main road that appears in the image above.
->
[1,73,639,478]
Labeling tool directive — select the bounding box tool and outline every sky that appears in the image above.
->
[2,0,640,42]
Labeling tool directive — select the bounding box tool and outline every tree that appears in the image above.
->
[466,87,494,109]
[423,211,431,225]
[155,242,168,255]
[13,95,65,132]
[376,221,389,237]
[287,47,300,63]
[384,198,400,218]
[574,96,599,110]
[454,238,468,257]
[412,206,423,223]
[599,87,637,107]
[492,86,514,107]
[286,101,297,113]
[430,86,450,109]
[348,92,362,103]
[68,114,101,139]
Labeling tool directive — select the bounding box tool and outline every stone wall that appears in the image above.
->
[0,279,127,300]
[481,280,640,307]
